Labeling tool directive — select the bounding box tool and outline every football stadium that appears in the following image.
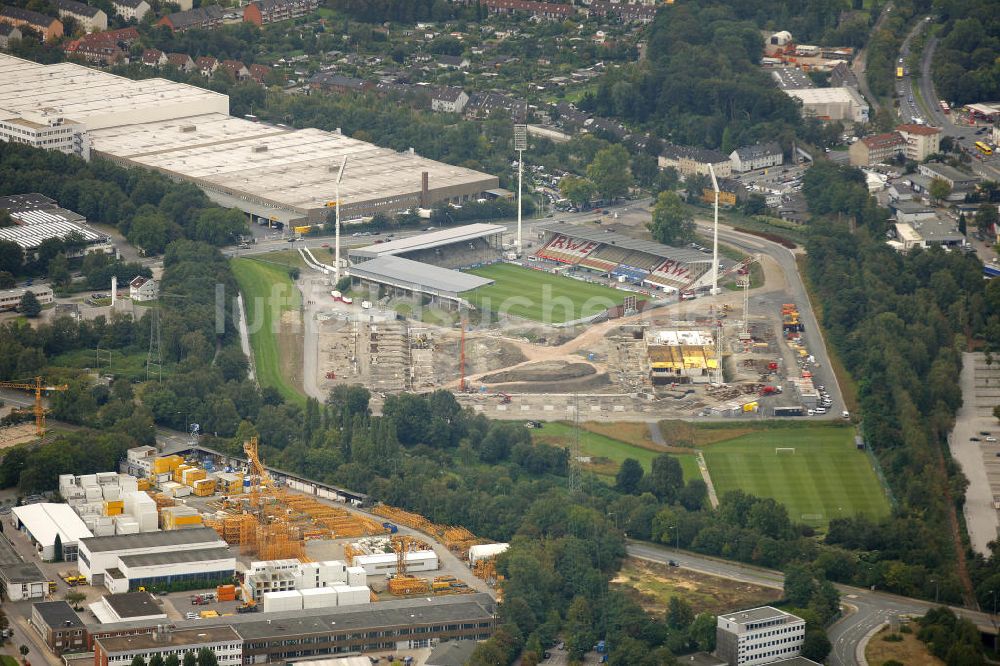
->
[532,222,716,292]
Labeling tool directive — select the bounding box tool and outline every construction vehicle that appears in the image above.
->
[0,377,68,437]
[498,393,511,405]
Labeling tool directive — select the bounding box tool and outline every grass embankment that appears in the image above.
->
[533,421,700,482]
[466,263,625,324]
[231,258,305,406]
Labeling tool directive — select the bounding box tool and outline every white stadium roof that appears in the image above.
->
[350,224,505,260]
[12,503,93,547]
[350,255,494,296]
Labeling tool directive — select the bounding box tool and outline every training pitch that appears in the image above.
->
[702,426,890,527]
[466,263,625,324]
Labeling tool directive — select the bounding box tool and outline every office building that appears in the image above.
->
[715,607,805,666]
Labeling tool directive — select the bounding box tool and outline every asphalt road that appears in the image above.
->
[627,541,999,666]
[895,18,929,124]
[853,2,894,115]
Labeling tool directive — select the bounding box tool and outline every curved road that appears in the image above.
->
[627,541,998,666]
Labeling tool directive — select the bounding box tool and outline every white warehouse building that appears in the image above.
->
[351,551,439,576]
[78,526,230,587]
[10,503,94,562]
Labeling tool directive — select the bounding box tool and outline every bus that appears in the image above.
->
[896,66,904,79]
[939,100,950,114]
[975,141,993,156]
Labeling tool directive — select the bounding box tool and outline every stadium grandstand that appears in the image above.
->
[349,255,494,309]
[349,224,505,270]
[533,223,715,292]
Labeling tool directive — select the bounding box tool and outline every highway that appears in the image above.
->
[627,541,999,666]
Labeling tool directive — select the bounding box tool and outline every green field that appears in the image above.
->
[231,258,305,406]
[702,426,889,527]
[534,422,700,482]
[466,263,625,324]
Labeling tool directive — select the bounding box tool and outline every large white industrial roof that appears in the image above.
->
[0,54,227,129]
[11,503,93,547]
[0,221,103,249]
[87,115,496,214]
[350,223,506,259]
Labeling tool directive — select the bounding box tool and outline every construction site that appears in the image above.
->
[300,244,835,420]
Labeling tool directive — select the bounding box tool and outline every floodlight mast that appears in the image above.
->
[708,163,720,296]
[514,123,528,254]
[334,156,347,283]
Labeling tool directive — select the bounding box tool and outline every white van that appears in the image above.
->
[814,407,827,414]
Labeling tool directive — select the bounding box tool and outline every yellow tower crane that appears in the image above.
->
[0,376,68,437]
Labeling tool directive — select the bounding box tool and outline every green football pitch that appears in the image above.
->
[702,426,890,527]
[466,263,625,324]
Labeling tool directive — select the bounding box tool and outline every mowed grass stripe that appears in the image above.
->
[231,258,305,406]
[466,263,624,324]
[702,426,889,526]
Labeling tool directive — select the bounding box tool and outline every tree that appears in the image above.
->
[0,239,23,275]
[53,532,63,562]
[165,656,180,666]
[646,454,684,502]
[801,629,831,661]
[783,564,816,607]
[182,653,197,666]
[615,458,644,494]
[19,645,29,660]
[128,209,182,255]
[0,271,14,288]
[130,656,147,666]
[196,647,218,666]
[929,177,952,202]
[64,590,86,607]
[667,596,694,630]
[19,290,41,318]
[149,655,165,666]
[47,253,70,287]
[977,203,998,232]
[193,208,248,246]
[586,145,633,200]
[559,176,596,208]
[648,190,694,245]
[958,213,967,236]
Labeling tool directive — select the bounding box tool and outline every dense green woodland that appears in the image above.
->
[0,144,247,268]
[931,0,1000,105]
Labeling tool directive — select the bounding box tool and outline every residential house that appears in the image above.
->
[51,0,106,32]
[157,5,223,31]
[195,56,218,76]
[64,39,125,64]
[586,0,656,23]
[729,142,783,172]
[829,61,859,88]
[701,178,746,207]
[129,277,158,302]
[166,52,195,72]
[848,132,906,167]
[658,144,732,180]
[81,26,138,46]
[308,72,370,93]
[895,124,941,161]
[430,86,469,114]
[248,63,271,84]
[0,22,22,47]
[478,0,575,19]
[465,91,526,120]
[0,6,63,41]
[110,0,150,21]
[436,54,469,69]
[140,48,166,67]
[242,0,317,26]
[220,59,249,80]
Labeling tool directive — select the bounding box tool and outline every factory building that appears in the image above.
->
[90,592,168,624]
[247,559,366,601]
[784,87,869,123]
[0,193,115,259]
[0,54,499,226]
[31,601,88,655]
[351,551,439,576]
[104,547,236,594]
[10,503,94,562]
[77,526,231,587]
[95,626,244,666]
[0,285,53,312]
[0,561,48,601]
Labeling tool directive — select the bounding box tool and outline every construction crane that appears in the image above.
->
[0,376,68,437]
[388,535,430,594]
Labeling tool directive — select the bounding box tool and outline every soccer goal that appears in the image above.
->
[775,447,796,454]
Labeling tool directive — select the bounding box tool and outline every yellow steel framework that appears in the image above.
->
[0,376,68,437]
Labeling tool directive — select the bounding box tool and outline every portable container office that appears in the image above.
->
[261,590,303,613]
[331,585,369,606]
[346,566,367,587]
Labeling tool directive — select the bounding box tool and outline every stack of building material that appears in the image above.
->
[331,585,370,606]
[103,500,124,516]
[346,566,366,587]
[94,516,114,537]
[216,584,237,601]
[182,468,206,487]
[173,464,191,484]
[159,481,191,498]
[118,474,138,493]
[215,472,244,495]
[261,590,303,613]
[160,505,203,530]
[113,515,140,534]
[123,491,158,532]
[192,478,216,497]
[300,587,337,609]
[152,455,183,484]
